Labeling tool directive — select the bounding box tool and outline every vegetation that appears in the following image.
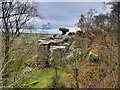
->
[0,1,119,89]
[2,30,118,88]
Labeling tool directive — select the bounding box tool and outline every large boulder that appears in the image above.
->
[59,28,69,35]
[50,35,69,46]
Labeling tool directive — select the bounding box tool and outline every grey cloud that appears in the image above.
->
[37,2,108,26]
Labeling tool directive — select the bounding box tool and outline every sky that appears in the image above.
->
[18,0,111,2]
[35,2,111,27]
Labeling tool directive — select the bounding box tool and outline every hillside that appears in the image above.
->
[7,28,118,88]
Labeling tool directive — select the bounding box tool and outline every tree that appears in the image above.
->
[76,9,97,31]
[76,14,85,31]
[94,14,108,29]
[105,1,120,31]
[50,48,65,88]
[106,1,120,87]
[0,0,41,87]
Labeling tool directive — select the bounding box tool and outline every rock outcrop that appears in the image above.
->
[37,40,51,68]
[59,28,69,35]
[37,34,69,68]
[36,29,100,68]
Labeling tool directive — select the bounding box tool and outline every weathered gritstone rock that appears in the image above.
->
[66,38,99,63]
[50,40,63,46]
[37,34,101,68]
[88,51,100,63]
[37,40,51,68]
[38,35,92,67]
[23,67,32,74]
[66,48,82,64]
[38,35,69,46]
[59,28,69,35]
[50,46,66,51]
[49,43,67,68]
[66,48,81,59]
[39,40,51,46]
[69,41,76,51]
[37,35,69,68]
[54,35,63,39]
[52,35,68,44]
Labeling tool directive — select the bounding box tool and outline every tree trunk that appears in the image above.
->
[2,2,10,86]
[2,30,10,87]
[54,67,57,88]
[0,35,2,88]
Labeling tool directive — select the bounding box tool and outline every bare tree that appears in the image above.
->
[76,14,85,31]
[0,0,41,87]
[50,48,65,88]
[76,9,97,31]
[94,14,108,29]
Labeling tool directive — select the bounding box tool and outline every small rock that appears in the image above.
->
[23,67,32,74]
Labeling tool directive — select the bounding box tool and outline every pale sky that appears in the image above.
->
[17,0,112,2]
[35,2,111,26]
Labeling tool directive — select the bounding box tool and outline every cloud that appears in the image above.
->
[38,2,108,26]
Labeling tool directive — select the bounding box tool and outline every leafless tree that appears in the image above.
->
[50,48,65,88]
[0,0,41,87]
[76,9,97,31]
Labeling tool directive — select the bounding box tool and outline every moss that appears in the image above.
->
[90,50,98,56]
[20,68,70,88]
[30,81,39,85]
[104,79,111,86]
[21,84,29,87]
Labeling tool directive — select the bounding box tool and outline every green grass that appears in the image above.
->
[20,68,69,88]
[21,34,46,45]
[32,75,52,88]
[20,68,53,88]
